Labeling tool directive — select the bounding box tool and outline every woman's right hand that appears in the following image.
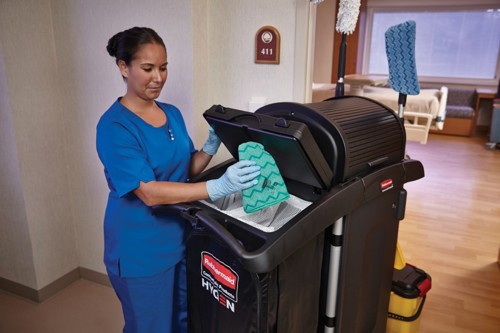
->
[206,160,261,201]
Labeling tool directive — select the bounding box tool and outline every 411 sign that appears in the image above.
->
[255,26,280,64]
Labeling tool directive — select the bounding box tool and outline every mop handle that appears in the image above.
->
[335,34,347,97]
[334,0,361,98]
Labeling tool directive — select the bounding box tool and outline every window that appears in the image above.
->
[364,7,500,84]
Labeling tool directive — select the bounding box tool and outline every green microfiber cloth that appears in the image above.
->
[238,141,290,213]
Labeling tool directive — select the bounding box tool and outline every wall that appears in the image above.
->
[203,0,313,165]
[0,0,313,291]
[207,0,303,110]
[0,43,37,288]
[0,0,77,289]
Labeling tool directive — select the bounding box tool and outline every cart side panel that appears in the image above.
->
[335,188,401,333]
[276,233,324,333]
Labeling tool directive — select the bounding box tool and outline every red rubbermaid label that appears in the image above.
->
[202,252,237,290]
[201,252,239,312]
[380,179,394,192]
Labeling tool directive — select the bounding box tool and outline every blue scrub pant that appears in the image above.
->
[107,259,187,333]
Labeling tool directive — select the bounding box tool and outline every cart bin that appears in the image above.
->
[387,264,432,333]
[186,222,324,333]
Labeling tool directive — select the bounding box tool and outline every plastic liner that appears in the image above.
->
[200,193,312,232]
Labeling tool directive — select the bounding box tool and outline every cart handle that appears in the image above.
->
[189,208,252,259]
[154,203,251,259]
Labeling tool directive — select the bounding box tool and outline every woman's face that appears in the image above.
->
[119,42,168,101]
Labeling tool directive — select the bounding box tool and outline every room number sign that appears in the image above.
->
[255,26,280,64]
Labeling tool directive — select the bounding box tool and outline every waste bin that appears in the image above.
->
[387,263,432,333]
[156,96,424,333]
[488,99,500,148]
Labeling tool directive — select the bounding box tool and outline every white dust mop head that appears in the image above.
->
[334,0,361,97]
[336,0,361,35]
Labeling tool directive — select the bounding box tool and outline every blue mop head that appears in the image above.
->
[385,20,420,96]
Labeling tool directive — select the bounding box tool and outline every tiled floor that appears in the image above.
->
[0,279,123,333]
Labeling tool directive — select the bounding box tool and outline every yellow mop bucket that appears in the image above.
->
[387,245,432,333]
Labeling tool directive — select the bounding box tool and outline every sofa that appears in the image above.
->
[437,88,477,136]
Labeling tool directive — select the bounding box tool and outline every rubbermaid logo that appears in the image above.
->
[202,253,237,291]
[380,179,394,192]
[201,252,239,312]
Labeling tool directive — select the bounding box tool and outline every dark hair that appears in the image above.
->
[106,27,165,65]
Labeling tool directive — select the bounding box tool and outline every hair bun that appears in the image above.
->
[106,27,164,65]
[106,33,120,57]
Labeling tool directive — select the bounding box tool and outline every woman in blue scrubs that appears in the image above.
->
[96,27,260,333]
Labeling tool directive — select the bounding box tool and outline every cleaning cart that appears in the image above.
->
[155,97,424,333]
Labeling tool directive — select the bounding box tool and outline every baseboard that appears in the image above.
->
[0,267,110,303]
[0,276,40,302]
[79,267,111,287]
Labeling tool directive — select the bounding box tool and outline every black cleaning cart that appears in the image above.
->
[156,96,424,333]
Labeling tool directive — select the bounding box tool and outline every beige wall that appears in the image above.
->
[0,0,313,290]
[202,0,314,165]
[0,0,78,289]
[0,42,37,288]
[207,0,304,110]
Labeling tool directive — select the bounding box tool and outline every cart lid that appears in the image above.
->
[204,105,333,189]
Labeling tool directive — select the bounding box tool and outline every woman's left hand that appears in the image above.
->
[202,126,221,156]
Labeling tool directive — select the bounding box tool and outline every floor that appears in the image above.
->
[0,279,123,333]
[399,134,500,333]
[0,133,499,333]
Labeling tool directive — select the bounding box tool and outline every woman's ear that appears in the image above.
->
[118,60,129,79]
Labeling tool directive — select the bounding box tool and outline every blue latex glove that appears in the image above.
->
[206,160,261,201]
[202,126,222,156]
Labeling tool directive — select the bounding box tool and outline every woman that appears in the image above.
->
[96,27,260,333]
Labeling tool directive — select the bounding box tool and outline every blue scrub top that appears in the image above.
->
[96,99,197,278]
